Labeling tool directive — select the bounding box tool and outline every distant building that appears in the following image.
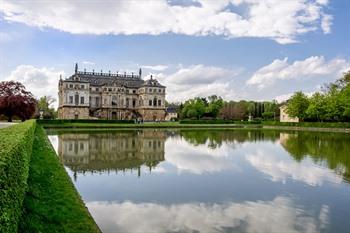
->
[58,63,166,120]
[165,107,178,121]
[280,105,299,123]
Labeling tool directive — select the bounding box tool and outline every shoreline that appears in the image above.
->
[40,122,350,133]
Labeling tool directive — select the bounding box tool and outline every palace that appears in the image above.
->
[58,63,166,120]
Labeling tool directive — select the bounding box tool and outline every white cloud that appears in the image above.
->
[141,65,169,71]
[247,56,350,89]
[0,0,332,44]
[155,64,240,102]
[87,197,329,233]
[321,14,333,34]
[5,65,64,107]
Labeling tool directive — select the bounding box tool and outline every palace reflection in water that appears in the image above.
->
[50,129,350,233]
[58,130,166,178]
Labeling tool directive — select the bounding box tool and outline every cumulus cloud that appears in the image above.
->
[87,197,329,233]
[5,65,64,106]
[247,56,350,89]
[155,64,240,102]
[0,0,332,44]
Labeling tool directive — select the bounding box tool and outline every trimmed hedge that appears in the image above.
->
[179,119,261,124]
[262,121,350,128]
[0,120,36,233]
[37,119,135,124]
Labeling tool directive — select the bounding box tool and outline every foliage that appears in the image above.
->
[286,91,309,120]
[0,81,36,122]
[285,71,350,122]
[0,120,36,233]
[262,121,350,128]
[36,96,57,119]
[37,119,135,124]
[219,101,247,120]
[19,126,100,233]
[181,95,223,119]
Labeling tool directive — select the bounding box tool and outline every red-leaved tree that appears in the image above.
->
[0,81,36,122]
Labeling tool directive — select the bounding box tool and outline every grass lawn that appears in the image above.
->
[19,126,100,233]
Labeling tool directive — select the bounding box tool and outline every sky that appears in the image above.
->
[0,0,350,107]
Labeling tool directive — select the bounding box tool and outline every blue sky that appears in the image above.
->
[0,0,349,104]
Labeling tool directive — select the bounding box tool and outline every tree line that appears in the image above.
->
[168,95,280,121]
[286,71,350,122]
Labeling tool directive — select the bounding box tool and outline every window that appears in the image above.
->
[112,96,117,106]
[126,98,129,107]
[133,90,136,94]
[96,88,99,92]
[81,85,84,89]
[159,89,161,93]
[153,98,157,106]
[158,100,161,106]
[95,97,99,106]
[80,96,84,104]
[75,94,79,105]
[132,99,136,108]
[70,84,73,88]
[108,88,112,92]
[69,96,73,104]
[149,100,152,106]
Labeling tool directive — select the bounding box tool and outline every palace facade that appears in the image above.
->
[58,63,166,120]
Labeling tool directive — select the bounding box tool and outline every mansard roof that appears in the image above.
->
[63,64,165,88]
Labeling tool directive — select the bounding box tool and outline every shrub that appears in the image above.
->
[262,121,350,128]
[37,119,135,124]
[0,120,36,232]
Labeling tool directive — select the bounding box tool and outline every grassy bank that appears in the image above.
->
[0,120,36,232]
[19,125,100,233]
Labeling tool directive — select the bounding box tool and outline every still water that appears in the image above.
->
[48,129,350,233]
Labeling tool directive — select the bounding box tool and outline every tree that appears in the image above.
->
[306,92,327,121]
[286,91,309,121]
[0,81,36,122]
[37,96,57,119]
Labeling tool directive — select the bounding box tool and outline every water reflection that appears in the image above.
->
[57,130,165,178]
[49,129,350,233]
[88,197,329,233]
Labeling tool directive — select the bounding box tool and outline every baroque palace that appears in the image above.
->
[58,63,166,120]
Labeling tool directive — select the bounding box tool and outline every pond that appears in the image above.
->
[48,129,350,233]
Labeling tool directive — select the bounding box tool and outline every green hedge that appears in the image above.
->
[37,119,135,124]
[0,120,36,233]
[179,119,261,124]
[262,121,350,128]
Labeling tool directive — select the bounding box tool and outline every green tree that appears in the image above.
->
[306,92,326,121]
[37,96,57,119]
[286,91,309,121]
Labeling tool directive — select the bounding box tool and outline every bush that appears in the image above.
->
[0,120,36,232]
[262,121,350,128]
[37,119,135,124]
